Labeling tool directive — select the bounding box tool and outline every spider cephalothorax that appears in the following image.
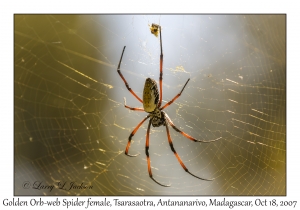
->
[150,108,165,127]
[117,23,221,187]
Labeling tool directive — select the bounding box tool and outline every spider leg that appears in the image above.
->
[164,113,222,143]
[146,118,171,187]
[160,78,190,110]
[123,97,144,111]
[117,46,143,103]
[157,24,163,108]
[125,115,150,157]
[165,122,214,181]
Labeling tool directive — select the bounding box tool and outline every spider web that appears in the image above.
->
[14,14,286,195]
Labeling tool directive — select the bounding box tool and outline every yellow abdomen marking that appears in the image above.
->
[143,78,159,113]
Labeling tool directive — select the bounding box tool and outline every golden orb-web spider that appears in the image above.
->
[117,24,221,187]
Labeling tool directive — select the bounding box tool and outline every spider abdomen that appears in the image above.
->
[143,78,159,113]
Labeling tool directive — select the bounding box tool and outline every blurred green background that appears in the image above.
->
[14,15,286,195]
